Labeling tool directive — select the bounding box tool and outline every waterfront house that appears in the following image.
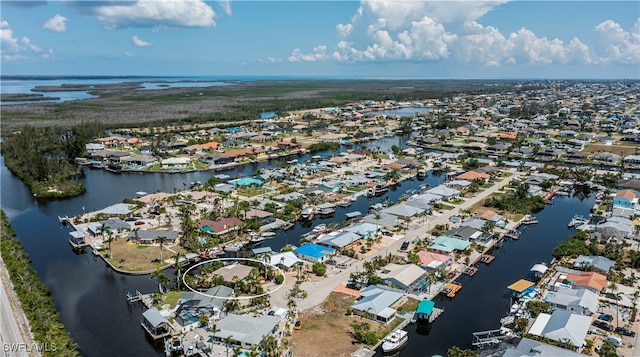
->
[212,313,281,350]
[141,308,173,339]
[446,180,472,190]
[429,236,471,254]
[446,226,486,242]
[596,216,633,238]
[456,170,490,182]
[564,271,608,294]
[175,286,233,332]
[243,208,275,226]
[161,157,191,170]
[294,243,335,263]
[198,217,243,236]
[573,255,616,273]
[503,337,587,357]
[426,186,460,200]
[528,309,591,350]
[317,231,361,249]
[343,222,380,239]
[416,250,451,270]
[381,203,426,218]
[87,218,131,237]
[351,285,404,324]
[363,212,400,229]
[269,252,303,271]
[378,263,427,293]
[612,190,637,209]
[543,287,599,316]
[120,155,158,168]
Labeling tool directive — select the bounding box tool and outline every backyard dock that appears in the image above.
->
[443,282,462,298]
[463,266,478,276]
[479,254,495,264]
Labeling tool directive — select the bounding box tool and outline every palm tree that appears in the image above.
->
[103,229,114,259]
[223,336,234,357]
[157,236,167,263]
[173,252,185,289]
[609,282,620,328]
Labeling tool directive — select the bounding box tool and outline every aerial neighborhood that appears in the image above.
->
[41,80,640,356]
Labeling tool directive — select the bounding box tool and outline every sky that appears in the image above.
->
[1,0,639,79]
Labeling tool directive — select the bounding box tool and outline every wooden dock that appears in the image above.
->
[443,282,462,298]
[480,254,495,264]
[463,266,478,276]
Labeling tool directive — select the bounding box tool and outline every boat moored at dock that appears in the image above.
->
[381,329,408,353]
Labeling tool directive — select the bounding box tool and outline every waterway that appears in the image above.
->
[386,193,596,357]
[0,133,594,356]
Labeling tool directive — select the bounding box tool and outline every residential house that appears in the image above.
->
[543,287,599,316]
[161,157,191,170]
[243,208,276,227]
[174,286,233,332]
[613,190,637,209]
[416,250,451,270]
[294,243,335,263]
[317,231,361,249]
[456,170,490,182]
[564,271,608,294]
[269,252,303,271]
[381,203,426,219]
[351,285,404,324]
[502,337,586,357]
[378,263,427,293]
[573,255,616,273]
[198,217,243,236]
[343,222,380,239]
[212,314,281,350]
[528,309,591,349]
[426,186,460,200]
[429,236,471,254]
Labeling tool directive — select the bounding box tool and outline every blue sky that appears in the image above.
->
[1,1,638,79]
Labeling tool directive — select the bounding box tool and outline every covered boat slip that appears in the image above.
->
[507,279,536,300]
[413,299,444,324]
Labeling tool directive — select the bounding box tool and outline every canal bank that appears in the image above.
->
[381,193,596,357]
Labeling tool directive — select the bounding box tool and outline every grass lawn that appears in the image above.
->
[104,238,188,272]
[237,186,271,197]
[583,143,639,157]
[163,291,182,309]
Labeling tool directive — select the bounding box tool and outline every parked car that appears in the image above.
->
[599,313,614,322]
[400,241,410,251]
[615,327,636,337]
[593,320,613,331]
[294,321,302,330]
[134,221,145,226]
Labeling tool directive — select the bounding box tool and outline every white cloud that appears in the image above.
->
[0,20,48,61]
[132,35,153,47]
[593,19,640,64]
[219,0,232,16]
[22,37,42,52]
[81,0,217,29]
[289,0,637,68]
[43,14,68,32]
[259,57,282,63]
[1,20,20,52]
[288,45,330,62]
[124,51,134,57]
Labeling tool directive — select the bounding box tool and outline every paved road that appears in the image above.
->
[271,171,519,311]
[0,256,32,357]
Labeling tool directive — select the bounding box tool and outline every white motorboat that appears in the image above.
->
[312,224,327,233]
[261,232,276,238]
[381,329,408,353]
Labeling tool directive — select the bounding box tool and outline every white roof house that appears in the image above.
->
[343,222,379,238]
[317,231,361,249]
[212,314,281,349]
[381,203,426,218]
[426,185,460,199]
[543,287,599,316]
[352,285,404,324]
[574,255,616,273]
[269,252,303,270]
[503,337,587,357]
[528,309,591,348]
[378,263,427,292]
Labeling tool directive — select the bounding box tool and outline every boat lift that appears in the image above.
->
[472,329,508,348]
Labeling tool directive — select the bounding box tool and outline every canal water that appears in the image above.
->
[0,133,594,357]
[385,193,596,357]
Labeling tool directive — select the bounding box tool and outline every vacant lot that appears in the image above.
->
[103,238,187,272]
[291,292,413,357]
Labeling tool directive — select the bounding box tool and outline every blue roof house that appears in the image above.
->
[429,236,471,253]
[294,243,335,263]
